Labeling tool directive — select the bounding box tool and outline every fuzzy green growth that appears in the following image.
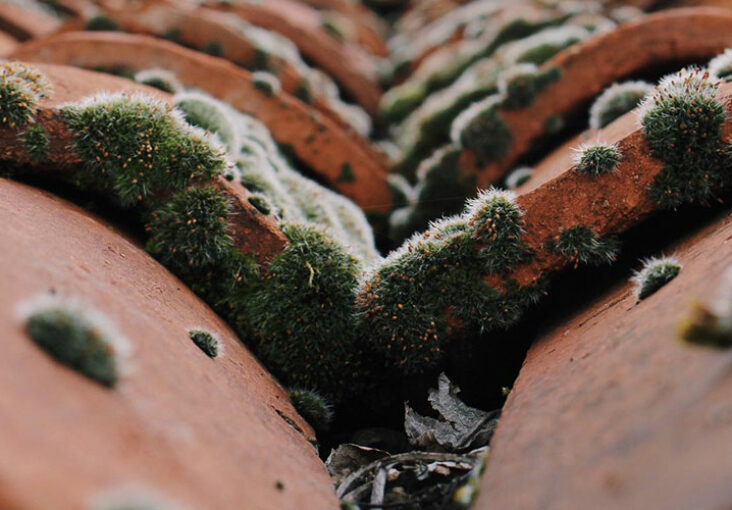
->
[294,81,313,104]
[85,15,119,31]
[589,81,653,129]
[175,94,238,152]
[499,66,561,110]
[573,143,621,176]
[640,69,729,208]
[22,124,49,160]
[549,226,619,267]
[204,41,224,57]
[289,388,334,432]
[26,307,119,386]
[337,162,355,183]
[62,94,225,207]
[247,193,273,215]
[680,303,732,348]
[189,329,219,358]
[361,190,542,373]
[0,63,48,128]
[146,186,233,275]
[632,257,681,301]
[457,101,512,164]
[246,224,362,400]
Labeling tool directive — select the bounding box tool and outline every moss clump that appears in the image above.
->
[549,226,619,267]
[631,256,681,301]
[24,301,126,387]
[252,71,280,97]
[498,65,561,109]
[360,190,542,373]
[709,49,732,82]
[22,124,49,160]
[589,81,654,129]
[640,69,729,208]
[572,142,621,176]
[337,162,355,183]
[0,62,49,128]
[679,303,732,348]
[505,166,533,188]
[294,81,313,104]
[246,224,362,401]
[289,388,334,432]
[174,92,239,153]
[189,329,219,358]
[146,186,233,275]
[247,192,273,215]
[84,15,119,31]
[452,96,512,164]
[134,69,183,94]
[62,93,226,207]
[203,41,224,57]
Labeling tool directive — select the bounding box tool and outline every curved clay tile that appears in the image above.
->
[79,2,367,136]
[10,32,393,213]
[460,7,732,189]
[0,30,18,57]
[0,178,338,509]
[0,62,287,265]
[281,0,388,56]
[489,80,732,291]
[0,3,60,41]
[203,0,383,115]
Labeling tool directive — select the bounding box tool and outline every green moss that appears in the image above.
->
[680,303,732,348]
[22,124,49,160]
[135,69,182,95]
[247,193,273,215]
[454,97,512,164]
[294,81,313,104]
[573,143,621,176]
[548,226,619,267]
[146,186,233,275]
[25,304,122,387]
[499,65,561,109]
[289,388,334,432]
[544,114,564,134]
[203,41,224,57]
[252,72,280,97]
[321,19,345,43]
[380,82,426,124]
[174,92,238,152]
[0,62,49,128]
[61,93,225,207]
[162,28,181,43]
[84,15,119,31]
[246,224,362,400]
[632,256,681,301]
[640,69,729,208]
[189,329,219,358]
[589,81,653,129]
[337,162,355,183]
[360,190,542,373]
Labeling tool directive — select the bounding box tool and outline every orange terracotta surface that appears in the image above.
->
[0,178,338,510]
[0,4,59,41]
[0,63,288,265]
[205,0,383,115]
[475,208,732,510]
[465,7,732,188]
[10,32,393,213]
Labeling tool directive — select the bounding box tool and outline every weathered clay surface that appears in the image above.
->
[488,81,732,290]
[86,1,365,134]
[0,3,59,41]
[11,32,393,213]
[205,0,383,115]
[475,206,732,510]
[462,7,732,188]
[0,178,338,510]
[0,63,287,265]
